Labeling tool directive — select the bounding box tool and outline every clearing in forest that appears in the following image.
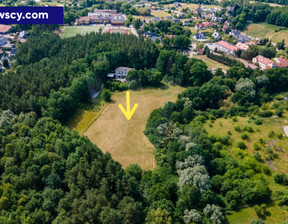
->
[61,25,102,38]
[84,84,185,170]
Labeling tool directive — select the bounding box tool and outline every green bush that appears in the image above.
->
[255,119,263,125]
[236,140,246,149]
[274,173,288,185]
[101,89,112,102]
[258,110,273,117]
[241,132,249,140]
[253,143,260,151]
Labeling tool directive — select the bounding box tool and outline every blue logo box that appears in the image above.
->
[0,7,63,24]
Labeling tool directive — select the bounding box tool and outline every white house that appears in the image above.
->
[115,67,133,79]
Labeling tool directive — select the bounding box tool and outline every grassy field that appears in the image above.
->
[151,10,171,18]
[62,26,102,38]
[66,94,107,134]
[194,55,230,71]
[244,23,288,43]
[203,97,288,223]
[83,84,185,170]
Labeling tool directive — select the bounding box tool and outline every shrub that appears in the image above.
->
[232,117,238,122]
[274,173,288,185]
[236,140,246,149]
[258,110,273,117]
[268,131,275,138]
[255,119,263,125]
[241,133,249,140]
[128,80,138,90]
[253,143,260,151]
[101,89,112,102]
[275,109,283,117]
[243,126,254,133]
[234,125,241,132]
[262,165,271,175]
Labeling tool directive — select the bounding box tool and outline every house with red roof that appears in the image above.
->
[215,40,238,55]
[195,22,206,30]
[0,25,12,34]
[236,42,249,51]
[274,56,288,68]
[252,55,276,70]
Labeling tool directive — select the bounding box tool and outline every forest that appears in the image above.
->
[0,32,159,123]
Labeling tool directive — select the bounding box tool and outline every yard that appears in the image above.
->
[61,25,102,38]
[194,55,230,71]
[244,23,288,44]
[83,84,185,170]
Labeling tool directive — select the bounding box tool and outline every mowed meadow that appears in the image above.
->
[244,23,288,43]
[83,84,185,170]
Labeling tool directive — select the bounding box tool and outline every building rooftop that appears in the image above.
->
[216,40,238,52]
[0,25,12,33]
[236,42,249,51]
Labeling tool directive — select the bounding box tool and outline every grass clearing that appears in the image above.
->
[61,26,102,38]
[244,23,288,43]
[83,84,185,170]
[194,55,230,71]
[151,10,171,18]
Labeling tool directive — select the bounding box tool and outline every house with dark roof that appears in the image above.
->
[193,32,207,41]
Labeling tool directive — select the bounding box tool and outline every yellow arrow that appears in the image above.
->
[118,91,138,120]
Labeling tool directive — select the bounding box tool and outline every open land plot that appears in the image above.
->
[204,99,288,223]
[84,84,185,170]
[151,10,171,18]
[61,26,102,38]
[244,23,288,43]
[194,55,230,71]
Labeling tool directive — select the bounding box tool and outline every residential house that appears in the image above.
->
[252,55,276,70]
[173,2,181,7]
[274,56,288,68]
[110,15,126,26]
[212,32,221,40]
[193,32,207,41]
[203,21,214,27]
[183,20,190,26]
[0,25,12,34]
[197,49,204,55]
[195,22,206,30]
[236,42,249,51]
[0,35,7,46]
[151,17,160,23]
[222,25,231,34]
[115,67,133,79]
[229,30,250,43]
[215,40,238,55]
[143,31,161,42]
[194,7,202,14]
[19,30,28,38]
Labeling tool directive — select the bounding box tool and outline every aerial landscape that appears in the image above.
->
[1,0,288,223]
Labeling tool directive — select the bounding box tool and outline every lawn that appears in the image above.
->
[194,55,230,71]
[83,84,185,170]
[151,10,171,18]
[61,26,102,38]
[244,23,288,43]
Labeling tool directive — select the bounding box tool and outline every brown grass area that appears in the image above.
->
[84,84,185,170]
